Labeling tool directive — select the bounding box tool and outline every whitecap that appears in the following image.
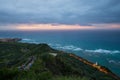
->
[108,60,120,66]
[55,45,83,51]
[73,48,83,51]
[63,45,75,50]
[21,38,40,44]
[22,38,32,41]
[109,60,116,63]
[48,43,52,46]
[85,49,120,54]
[55,44,61,47]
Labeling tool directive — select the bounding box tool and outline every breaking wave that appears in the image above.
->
[85,49,120,54]
[22,38,32,41]
[52,44,120,54]
[108,59,120,66]
[22,38,39,44]
[57,45,83,51]
[50,44,83,51]
[21,40,120,54]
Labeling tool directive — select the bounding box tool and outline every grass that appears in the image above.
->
[0,42,118,80]
[52,76,89,80]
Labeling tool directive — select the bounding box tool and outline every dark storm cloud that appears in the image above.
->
[0,0,120,25]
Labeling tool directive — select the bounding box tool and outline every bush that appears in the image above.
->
[0,68,19,80]
[52,76,89,80]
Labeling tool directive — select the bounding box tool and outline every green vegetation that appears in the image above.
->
[52,76,88,80]
[0,42,119,80]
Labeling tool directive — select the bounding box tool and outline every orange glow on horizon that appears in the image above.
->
[16,24,96,31]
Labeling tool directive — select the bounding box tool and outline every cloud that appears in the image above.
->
[0,24,95,31]
[0,0,120,25]
[0,23,120,31]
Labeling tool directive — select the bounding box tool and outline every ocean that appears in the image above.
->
[0,30,120,76]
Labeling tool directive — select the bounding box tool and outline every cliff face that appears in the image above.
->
[0,42,119,80]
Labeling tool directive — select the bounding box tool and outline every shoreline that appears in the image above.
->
[0,38,120,79]
[69,53,120,80]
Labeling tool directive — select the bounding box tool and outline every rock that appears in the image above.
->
[0,38,22,42]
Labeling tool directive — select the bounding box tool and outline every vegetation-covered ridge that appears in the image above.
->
[0,41,119,80]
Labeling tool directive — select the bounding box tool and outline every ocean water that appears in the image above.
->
[0,30,120,76]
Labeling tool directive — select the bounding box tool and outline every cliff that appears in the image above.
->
[0,41,119,80]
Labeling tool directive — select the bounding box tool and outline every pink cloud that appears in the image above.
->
[16,24,96,31]
[0,23,120,31]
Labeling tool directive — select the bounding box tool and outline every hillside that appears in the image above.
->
[0,41,119,80]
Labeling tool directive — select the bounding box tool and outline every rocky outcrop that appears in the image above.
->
[0,38,22,42]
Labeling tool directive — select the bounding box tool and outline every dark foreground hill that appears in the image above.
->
[0,42,119,80]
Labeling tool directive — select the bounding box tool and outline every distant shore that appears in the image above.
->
[0,38,22,42]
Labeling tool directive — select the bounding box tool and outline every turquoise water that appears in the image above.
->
[0,30,120,76]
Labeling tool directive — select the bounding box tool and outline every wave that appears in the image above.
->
[52,44,83,51]
[109,60,116,63]
[85,49,120,54]
[73,48,83,51]
[22,38,39,44]
[52,44,120,54]
[21,41,120,54]
[22,38,32,41]
[108,59,120,66]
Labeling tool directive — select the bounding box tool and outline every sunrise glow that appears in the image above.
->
[16,24,96,31]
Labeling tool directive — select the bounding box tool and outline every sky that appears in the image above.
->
[0,0,120,30]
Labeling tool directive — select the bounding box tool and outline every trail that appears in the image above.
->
[18,56,35,70]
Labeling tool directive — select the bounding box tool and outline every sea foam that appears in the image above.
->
[53,44,83,51]
[21,40,120,54]
[22,38,32,41]
[85,49,120,54]
[22,38,39,44]
[53,44,120,54]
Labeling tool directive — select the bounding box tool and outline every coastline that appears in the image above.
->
[69,53,120,80]
[0,38,120,80]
